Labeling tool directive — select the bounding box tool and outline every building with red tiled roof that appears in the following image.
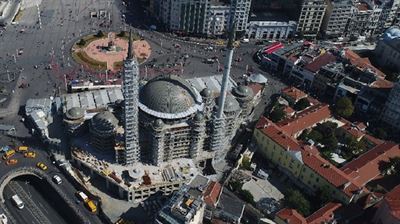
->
[275,208,307,224]
[306,202,341,224]
[344,49,386,79]
[277,104,331,137]
[281,87,307,104]
[373,185,400,224]
[253,116,363,204]
[304,53,337,73]
[203,181,222,208]
[341,142,400,186]
[275,203,341,224]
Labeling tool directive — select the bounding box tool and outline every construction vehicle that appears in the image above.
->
[2,150,15,160]
[17,146,28,152]
[76,191,97,213]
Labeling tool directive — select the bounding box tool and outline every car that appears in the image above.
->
[36,162,48,171]
[6,159,18,165]
[24,151,36,158]
[52,175,62,184]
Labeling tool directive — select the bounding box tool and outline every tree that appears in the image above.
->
[380,157,400,176]
[335,97,354,118]
[317,185,333,206]
[284,189,311,216]
[294,98,310,111]
[307,130,323,142]
[239,189,255,204]
[241,156,252,170]
[269,106,286,123]
[117,31,126,37]
[96,30,105,37]
[321,135,338,151]
[229,180,243,192]
[385,72,399,82]
[77,39,86,46]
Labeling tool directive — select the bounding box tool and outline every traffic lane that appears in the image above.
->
[12,179,69,224]
[3,185,42,224]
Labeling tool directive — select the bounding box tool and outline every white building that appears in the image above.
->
[246,13,297,40]
[206,3,230,36]
[323,0,354,37]
[297,0,327,38]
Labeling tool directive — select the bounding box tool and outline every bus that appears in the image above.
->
[11,195,24,209]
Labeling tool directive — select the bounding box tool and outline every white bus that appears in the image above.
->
[11,195,24,209]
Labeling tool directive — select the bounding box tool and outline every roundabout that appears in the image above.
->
[71,31,151,71]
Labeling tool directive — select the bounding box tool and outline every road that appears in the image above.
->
[4,179,68,224]
[0,147,103,223]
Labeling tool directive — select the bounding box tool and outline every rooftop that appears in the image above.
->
[306,202,341,224]
[341,142,400,186]
[383,184,400,219]
[304,53,337,73]
[281,86,307,102]
[276,208,307,224]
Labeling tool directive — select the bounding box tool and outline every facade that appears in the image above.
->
[375,27,400,72]
[246,12,297,40]
[297,0,327,38]
[154,0,250,35]
[323,0,354,37]
[381,81,400,130]
[372,185,400,224]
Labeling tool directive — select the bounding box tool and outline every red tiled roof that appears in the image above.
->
[304,53,337,73]
[248,83,263,95]
[362,134,384,146]
[256,117,301,151]
[277,104,332,137]
[283,106,296,116]
[357,3,369,11]
[341,123,366,139]
[276,208,307,224]
[341,142,400,186]
[306,202,341,224]
[384,185,400,219]
[301,151,360,196]
[344,49,386,78]
[203,181,222,207]
[281,86,307,102]
[370,79,394,89]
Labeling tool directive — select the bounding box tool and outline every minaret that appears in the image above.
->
[210,22,236,157]
[216,22,236,118]
[122,30,140,165]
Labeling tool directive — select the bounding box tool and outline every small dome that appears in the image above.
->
[91,111,118,132]
[153,119,164,127]
[200,88,212,97]
[194,112,204,121]
[66,107,85,120]
[233,85,253,98]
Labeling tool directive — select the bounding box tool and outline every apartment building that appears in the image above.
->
[297,0,327,38]
[323,0,354,37]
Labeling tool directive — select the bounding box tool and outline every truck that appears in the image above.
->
[11,195,24,209]
[76,191,97,213]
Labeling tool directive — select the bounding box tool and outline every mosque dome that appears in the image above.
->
[200,88,212,98]
[90,111,118,133]
[233,85,254,98]
[139,75,202,119]
[194,112,204,121]
[65,107,85,120]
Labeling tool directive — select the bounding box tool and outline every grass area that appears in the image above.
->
[72,51,107,70]
[74,34,101,48]
[13,9,23,22]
